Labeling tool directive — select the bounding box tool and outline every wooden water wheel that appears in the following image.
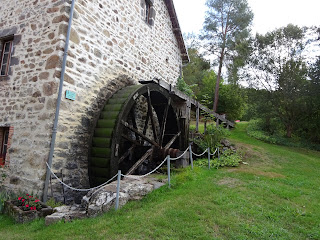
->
[89,83,181,186]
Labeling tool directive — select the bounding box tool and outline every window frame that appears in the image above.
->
[0,40,13,77]
[145,0,151,24]
[0,127,9,165]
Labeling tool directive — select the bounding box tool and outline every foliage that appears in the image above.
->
[193,124,230,151]
[194,149,242,169]
[201,0,253,111]
[45,198,63,209]
[195,70,247,120]
[15,194,42,211]
[176,77,195,97]
[247,119,320,151]
[244,24,320,139]
[0,190,16,213]
[182,47,210,97]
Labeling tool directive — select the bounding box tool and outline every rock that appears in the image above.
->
[45,205,86,226]
[83,175,165,217]
[220,139,231,147]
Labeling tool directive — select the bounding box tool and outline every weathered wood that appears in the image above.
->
[147,87,158,141]
[121,134,142,146]
[164,131,181,149]
[118,145,135,164]
[126,148,153,175]
[159,97,171,146]
[121,120,160,148]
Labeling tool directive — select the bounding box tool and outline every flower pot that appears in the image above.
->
[4,200,53,223]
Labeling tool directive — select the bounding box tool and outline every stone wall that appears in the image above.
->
[0,0,69,195]
[0,0,184,203]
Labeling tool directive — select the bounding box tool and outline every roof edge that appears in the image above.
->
[164,0,190,63]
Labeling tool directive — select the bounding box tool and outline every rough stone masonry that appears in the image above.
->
[0,0,187,203]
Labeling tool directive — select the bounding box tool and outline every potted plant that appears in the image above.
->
[4,194,53,223]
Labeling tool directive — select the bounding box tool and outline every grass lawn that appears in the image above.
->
[0,122,319,239]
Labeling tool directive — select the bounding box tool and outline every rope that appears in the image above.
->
[191,148,208,157]
[169,147,189,161]
[121,157,168,179]
[210,148,218,156]
[46,162,118,192]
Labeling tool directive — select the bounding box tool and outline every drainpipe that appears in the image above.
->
[43,0,76,202]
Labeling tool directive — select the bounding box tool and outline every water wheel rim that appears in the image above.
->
[89,83,180,186]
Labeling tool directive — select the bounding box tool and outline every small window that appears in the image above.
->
[0,127,9,166]
[145,1,151,23]
[0,40,13,76]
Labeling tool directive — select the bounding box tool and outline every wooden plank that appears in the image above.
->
[118,145,135,164]
[121,120,160,148]
[164,131,181,149]
[159,97,171,146]
[126,148,153,175]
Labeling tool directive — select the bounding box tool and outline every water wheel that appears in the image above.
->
[89,83,181,186]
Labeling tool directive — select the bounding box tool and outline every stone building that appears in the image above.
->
[0,0,188,202]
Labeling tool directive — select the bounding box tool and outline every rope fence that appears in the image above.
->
[46,144,221,209]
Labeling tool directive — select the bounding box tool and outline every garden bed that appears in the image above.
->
[4,200,53,223]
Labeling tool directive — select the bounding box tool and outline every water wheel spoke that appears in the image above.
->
[121,120,160,148]
[164,131,181,149]
[159,97,171,146]
[126,148,153,175]
[130,109,140,142]
[142,107,150,136]
[118,145,135,164]
[147,87,158,141]
[121,134,143,146]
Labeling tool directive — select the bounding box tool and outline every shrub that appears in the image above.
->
[247,120,320,151]
[194,149,242,169]
[193,124,230,152]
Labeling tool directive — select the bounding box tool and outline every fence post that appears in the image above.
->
[189,144,193,170]
[167,155,171,188]
[208,148,210,169]
[115,170,121,210]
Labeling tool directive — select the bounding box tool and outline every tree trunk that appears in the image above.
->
[286,124,293,138]
[213,49,225,112]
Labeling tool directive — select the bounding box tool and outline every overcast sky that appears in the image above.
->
[173,0,320,35]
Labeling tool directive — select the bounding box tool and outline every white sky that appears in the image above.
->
[173,0,320,35]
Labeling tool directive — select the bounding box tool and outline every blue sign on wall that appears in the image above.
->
[65,90,76,101]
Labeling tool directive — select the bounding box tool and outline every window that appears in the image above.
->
[0,39,13,76]
[145,0,151,23]
[142,0,155,26]
[0,127,9,166]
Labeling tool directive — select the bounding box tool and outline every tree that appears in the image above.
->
[197,70,247,120]
[245,24,318,138]
[201,0,253,112]
[182,48,211,97]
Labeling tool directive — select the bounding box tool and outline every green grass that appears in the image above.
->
[1,122,319,239]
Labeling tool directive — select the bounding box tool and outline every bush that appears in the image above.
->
[193,124,230,152]
[0,190,16,213]
[247,120,320,151]
[194,149,242,169]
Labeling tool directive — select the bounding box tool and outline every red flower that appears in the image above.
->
[18,197,22,200]
[25,204,29,208]
[22,199,25,202]
[26,194,29,196]
[28,196,32,198]
[35,200,39,203]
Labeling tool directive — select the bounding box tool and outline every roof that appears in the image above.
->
[164,0,190,63]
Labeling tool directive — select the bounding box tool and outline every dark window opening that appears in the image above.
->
[145,1,151,24]
[0,127,9,165]
[0,39,13,76]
